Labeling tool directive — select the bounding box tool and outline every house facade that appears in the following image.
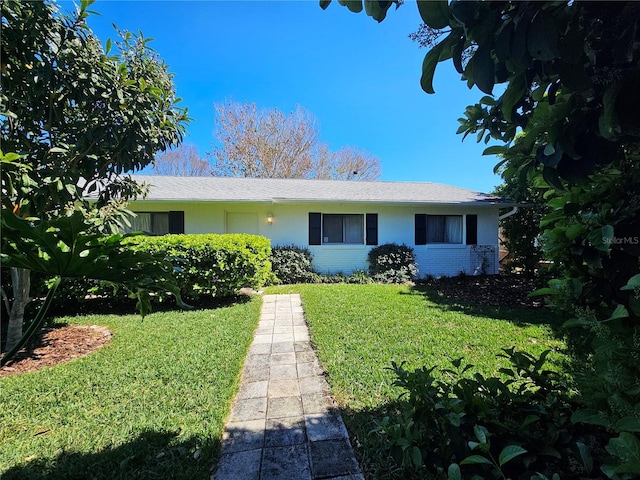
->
[126,175,508,277]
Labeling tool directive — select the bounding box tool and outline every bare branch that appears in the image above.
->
[209,101,381,181]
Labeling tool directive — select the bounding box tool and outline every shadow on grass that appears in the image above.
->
[2,429,220,480]
[45,293,253,318]
[405,284,564,329]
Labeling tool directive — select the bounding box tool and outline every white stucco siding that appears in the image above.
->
[127,200,500,276]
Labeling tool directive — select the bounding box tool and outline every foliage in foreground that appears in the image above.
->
[323,2,640,476]
[0,299,261,480]
[21,233,273,308]
[374,351,609,480]
[1,0,188,354]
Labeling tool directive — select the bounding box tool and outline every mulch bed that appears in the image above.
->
[0,324,112,377]
[421,273,546,309]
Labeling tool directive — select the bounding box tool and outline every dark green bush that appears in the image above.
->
[372,349,609,480]
[367,243,418,283]
[270,245,318,284]
[17,234,272,305]
[126,234,271,299]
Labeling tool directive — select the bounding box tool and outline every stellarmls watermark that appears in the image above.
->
[602,236,640,245]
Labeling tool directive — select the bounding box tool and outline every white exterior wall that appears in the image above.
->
[128,200,500,277]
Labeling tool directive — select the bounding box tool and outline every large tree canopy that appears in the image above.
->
[209,100,381,180]
[0,0,190,360]
[1,0,189,219]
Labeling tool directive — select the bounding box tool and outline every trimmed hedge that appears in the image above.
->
[12,234,272,306]
[367,243,418,283]
[125,234,272,299]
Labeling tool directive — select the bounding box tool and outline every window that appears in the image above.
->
[126,211,184,235]
[427,215,462,243]
[309,213,377,245]
[323,214,363,244]
[415,214,464,244]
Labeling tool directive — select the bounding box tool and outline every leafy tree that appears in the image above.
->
[209,100,381,180]
[152,143,212,176]
[323,0,640,475]
[492,143,549,276]
[0,0,189,357]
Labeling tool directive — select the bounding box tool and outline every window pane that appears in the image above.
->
[344,214,363,243]
[127,213,151,233]
[152,213,170,235]
[426,215,445,242]
[323,215,343,243]
[427,215,462,243]
[445,216,462,243]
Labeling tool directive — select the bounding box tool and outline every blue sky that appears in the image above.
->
[77,0,503,193]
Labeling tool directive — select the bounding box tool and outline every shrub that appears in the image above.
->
[367,243,418,284]
[372,349,609,480]
[24,234,272,305]
[270,245,318,284]
[125,234,271,299]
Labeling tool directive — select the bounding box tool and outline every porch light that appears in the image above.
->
[267,213,274,224]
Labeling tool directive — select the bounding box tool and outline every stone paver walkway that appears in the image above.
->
[212,294,364,480]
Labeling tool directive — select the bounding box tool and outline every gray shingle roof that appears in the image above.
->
[131,175,504,206]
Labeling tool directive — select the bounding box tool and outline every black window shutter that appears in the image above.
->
[168,211,185,234]
[415,214,427,245]
[466,214,478,245]
[309,213,321,245]
[366,213,378,245]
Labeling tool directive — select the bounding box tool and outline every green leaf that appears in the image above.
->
[410,446,423,468]
[417,0,449,29]
[576,442,593,473]
[501,74,526,122]
[588,225,614,252]
[48,146,69,154]
[621,274,640,291]
[566,223,586,240]
[470,46,495,95]
[482,145,509,155]
[460,455,493,466]
[473,425,488,444]
[605,304,629,322]
[615,417,640,433]
[599,82,621,139]
[498,445,527,466]
[606,433,640,467]
[529,287,557,297]
[105,38,112,54]
[319,0,331,9]
[542,166,565,191]
[420,32,458,94]
[562,317,593,328]
[363,0,391,21]
[527,11,559,60]
[338,0,362,13]
[571,409,611,427]
[448,463,462,480]
[446,412,461,427]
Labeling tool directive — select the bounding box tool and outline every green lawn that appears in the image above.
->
[267,283,567,479]
[0,298,261,480]
[2,284,567,480]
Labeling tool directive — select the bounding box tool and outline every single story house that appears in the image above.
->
[126,175,512,277]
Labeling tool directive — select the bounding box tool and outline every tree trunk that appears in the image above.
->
[5,268,31,352]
